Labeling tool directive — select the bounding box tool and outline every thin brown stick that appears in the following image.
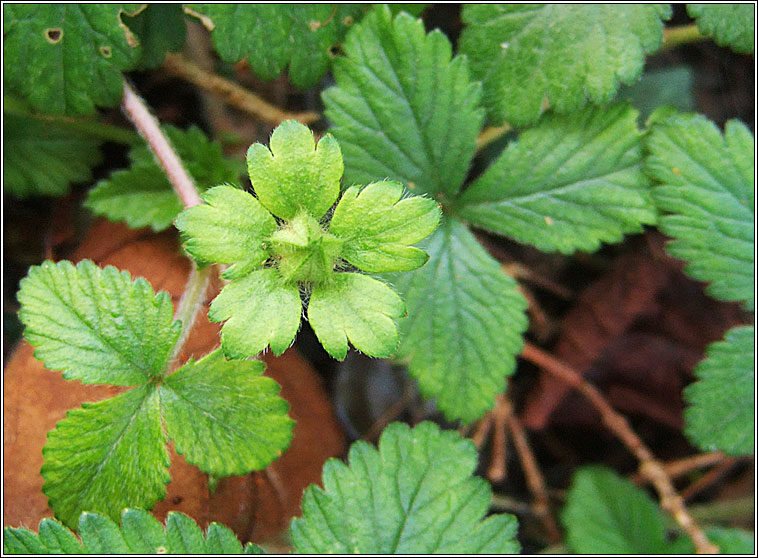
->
[162,52,320,127]
[471,413,494,450]
[680,457,740,501]
[500,394,561,543]
[661,24,709,51]
[476,124,511,152]
[630,451,727,484]
[521,342,719,554]
[487,396,509,482]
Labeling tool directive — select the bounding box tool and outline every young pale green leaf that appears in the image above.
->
[459,4,670,126]
[18,260,180,385]
[4,112,103,198]
[291,421,520,553]
[3,509,262,555]
[562,465,672,554]
[687,4,755,54]
[386,219,528,423]
[160,349,294,476]
[455,103,656,254]
[684,325,754,456]
[323,5,483,199]
[122,4,186,69]
[308,273,405,360]
[176,186,277,279]
[645,114,754,309]
[42,385,169,528]
[87,126,241,232]
[330,181,441,272]
[210,268,303,358]
[185,4,368,89]
[3,4,143,115]
[247,120,342,220]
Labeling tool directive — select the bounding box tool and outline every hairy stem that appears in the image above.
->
[661,24,708,50]
[631,451,728,484]
[168,264,215,368]
[521,342,719,554]
[162,53,320,126]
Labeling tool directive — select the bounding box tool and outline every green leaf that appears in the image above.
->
[79,512,131,554]
[307,273,405,360]
[119,509,167,553]
[209,268,302,358]
[562,465,672,554]
[166,512,206,554]
[291,421,519,553]
[330,181,441,272]
[205,524,245,554]
[645,114,754,309]
[617,66,696,122]
[702,528,755,554]
[3,4,143,115]
[684,325,754,456]
[455,103,656,254]
[186,4,368,88]
[160,349,294,476]
[3,112,103,198]
[459,4,671,125]
[323,5,483,199]
[18,259,180,386]
[123,4,186,69]
[87,126,241,232]
[38,518,85,553]
[387,219,528,422]
[3,527,55,554]
[176,185,277,279]
[42,385,169,528]
[246,120,342,220]
[687,4,755,54]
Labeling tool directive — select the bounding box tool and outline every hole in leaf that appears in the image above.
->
[45,28,62,43]
[100,45,112,58]
[328,45,342,58]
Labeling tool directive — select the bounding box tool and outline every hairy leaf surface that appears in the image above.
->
[456,103,656,253]
[687,4,755,54]
[459,4,670,125]
[291,422,520,553]
[18,260,180,385]
[645,114,754,309]
[323,5,483,199]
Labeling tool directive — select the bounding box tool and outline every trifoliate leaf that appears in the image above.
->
[209,268,302,358]
[459,4,671,125]
[323,5,483,200]
[291,421,520,553]
[3,112,103,198]
[3,4,143,115]
[330,181,441,272]
[87,126,241,232]
[562,465,672,554]
[185,4,368,88]
[308,273,405,360]
[387,219,528,422]
[42,385,169,528]
[160,349,294,476]
[4,509,261,554]
[687,4,755,54]
[122,4,187,69]
[246,120,342,220]
[684,325,754,456]
[175,185,277,279]
[18,260,180,385]
[645,114,754,309]
[456,103,656,254]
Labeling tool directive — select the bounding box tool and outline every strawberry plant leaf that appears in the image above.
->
[322,5,484,200]
[687,4,755,54]
[17,260,180,386]
[291,421,520,553]
[175,185,277,280]
[122,4,187,69]
[118,509,166,554]
[87,126,241,232]
[209,268,302,358]
[246,120,343,220]
[684,325,754,456]
[42,385,169,528]
[330,181,441,272]
[185,4,368,88]
[387,219,528,422]
[37,518,85,553]
[455,103,656,254]
[308,273,405,360]
[459,4,671,126]
[160,349,294,476]
[4,112,103,198]
[3,4,143,115]
[78,512,133,553]
[645,114,754,310]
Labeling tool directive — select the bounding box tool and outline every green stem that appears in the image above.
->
[661,24,708,51]
[167,264,214,370]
